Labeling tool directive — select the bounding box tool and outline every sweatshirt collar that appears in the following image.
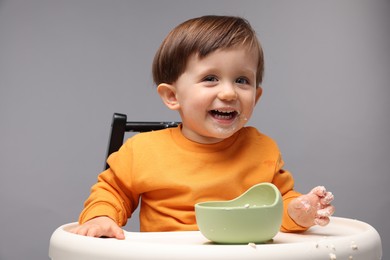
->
[170,125,241,153]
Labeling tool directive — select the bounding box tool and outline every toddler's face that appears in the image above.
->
[171,47,261,144]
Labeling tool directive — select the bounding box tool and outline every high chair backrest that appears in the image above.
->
[105,113,180,169]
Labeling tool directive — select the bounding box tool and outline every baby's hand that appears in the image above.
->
[68,216,125,239]
[288,186,335,228]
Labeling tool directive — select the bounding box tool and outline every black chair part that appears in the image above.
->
[105,113,180,169]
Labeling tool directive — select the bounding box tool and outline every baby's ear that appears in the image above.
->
[255,86,263,104]
[157,83,180,110]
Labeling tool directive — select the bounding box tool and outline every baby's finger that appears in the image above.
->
[314,216,330,226]
[309,186,327,197]
[68,226,77,234]
[113,229,125,240]
[68,226,86,236]
[317,205,335,217]
[320,191,334,205]
[86,226,103,238]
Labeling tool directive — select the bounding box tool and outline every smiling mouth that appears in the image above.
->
[209,109,239,120]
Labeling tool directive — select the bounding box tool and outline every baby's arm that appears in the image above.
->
[69,216,125,239]
[288,186,335,228]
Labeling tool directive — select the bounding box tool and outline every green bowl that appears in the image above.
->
[195,183,283,244]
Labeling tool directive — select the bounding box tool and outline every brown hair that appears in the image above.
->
[152,15,264,86]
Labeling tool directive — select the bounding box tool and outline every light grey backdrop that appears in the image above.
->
[0,0,389,259]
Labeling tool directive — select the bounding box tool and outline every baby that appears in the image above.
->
[70,15,334,239]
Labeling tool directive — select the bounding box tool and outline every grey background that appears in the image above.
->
[0,0,389,259]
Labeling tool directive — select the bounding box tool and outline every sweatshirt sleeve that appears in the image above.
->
[78,139,140,226]
[272,156,308,233]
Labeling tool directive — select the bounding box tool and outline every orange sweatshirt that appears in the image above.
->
[79,126,307,232]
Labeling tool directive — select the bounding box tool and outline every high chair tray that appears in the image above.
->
[49,217,382,260]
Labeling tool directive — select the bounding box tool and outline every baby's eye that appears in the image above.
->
[203,75,218,82]
[235,77,249,85]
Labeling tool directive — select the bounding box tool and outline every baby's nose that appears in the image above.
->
[217,83,237,101]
